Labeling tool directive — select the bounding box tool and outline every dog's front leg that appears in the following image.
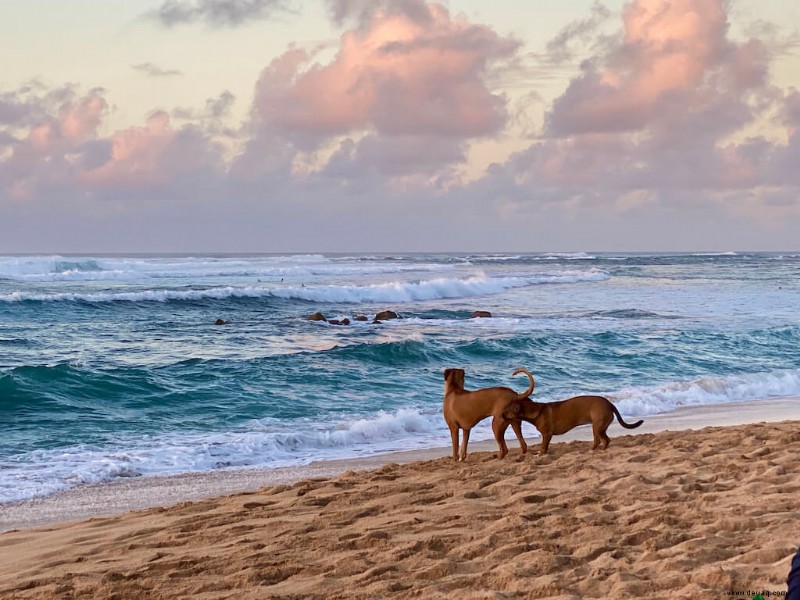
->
[459,428,471,461]
[538,433,552,455]
[448,425,459,460]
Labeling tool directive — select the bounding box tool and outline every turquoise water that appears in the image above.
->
[1,252,799,501]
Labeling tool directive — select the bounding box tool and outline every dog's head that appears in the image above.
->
[443,368,465,390]
[502,398,542,423]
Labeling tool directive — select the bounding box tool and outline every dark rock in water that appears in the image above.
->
[354,315,368,322]
[470,311,492,318]
[307,312,327,321]
[341,318,351,325]
[328,319,341,325]
[374,310,399,321]
[215,319,228,325]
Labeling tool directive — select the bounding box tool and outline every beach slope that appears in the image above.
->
[1,420,799,599]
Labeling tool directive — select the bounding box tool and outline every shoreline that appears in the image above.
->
[2,415,799,598]
[1,395,798,533]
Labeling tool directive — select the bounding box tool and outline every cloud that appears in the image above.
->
[769,88,800,187]
[0,86,224,201]
[131,62,184,77]
[546,0,745,136]
[3,0,800,253]
[0,89,108,199]
[78,111,224,189]
[252,2,519,140]
[207,90,236,119]
[149,0,296,27]
[783,87,800,134]
[323,133,465,179]
[0,83,84,128]
[325,0,434,28]
[222,0,526,195]
[172,91,236,126]
[0,92,32,127]
[544,2,613,64]
[238,0,520,186]
[438,0,800,240]
[499,0,793,199]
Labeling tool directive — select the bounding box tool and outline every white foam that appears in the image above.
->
[0,255,451,283]
[468,254,526,261]
[468,253,597,261]
[2,368,798,503]
[0,408,447,503]
[610,369,800,416]
[541,252,597,260]
[0,270,610,304]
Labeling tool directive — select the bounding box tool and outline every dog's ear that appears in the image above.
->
[443,368,453,381]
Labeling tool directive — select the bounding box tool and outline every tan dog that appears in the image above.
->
[443,367,535,461]
[501,396,643,455]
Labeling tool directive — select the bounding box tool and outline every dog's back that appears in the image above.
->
[546,395,609,433]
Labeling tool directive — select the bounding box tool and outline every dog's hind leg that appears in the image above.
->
[592,423,611,450]
[600,427,610,449]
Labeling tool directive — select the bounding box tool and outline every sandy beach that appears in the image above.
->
[1,399,799,599]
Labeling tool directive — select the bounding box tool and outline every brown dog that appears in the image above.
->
[501,395,643,456]
[443,367,535,461]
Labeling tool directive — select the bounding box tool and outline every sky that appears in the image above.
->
[1,0,799,253]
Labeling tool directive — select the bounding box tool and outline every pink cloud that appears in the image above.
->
[80,111,221,189]
[497,0,792,200]
[0,91,108,199]
[546,0,759,135]
[1,90,223,200]
[27,92,107,153]
[466,0,800,230]
[253,1,519,138]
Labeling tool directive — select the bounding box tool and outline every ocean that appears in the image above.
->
[1,252,798,504]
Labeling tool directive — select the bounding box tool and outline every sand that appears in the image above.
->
[1,400,799,599]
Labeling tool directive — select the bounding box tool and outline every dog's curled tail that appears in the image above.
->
[610,402,644,429]
[511,368,535,400]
